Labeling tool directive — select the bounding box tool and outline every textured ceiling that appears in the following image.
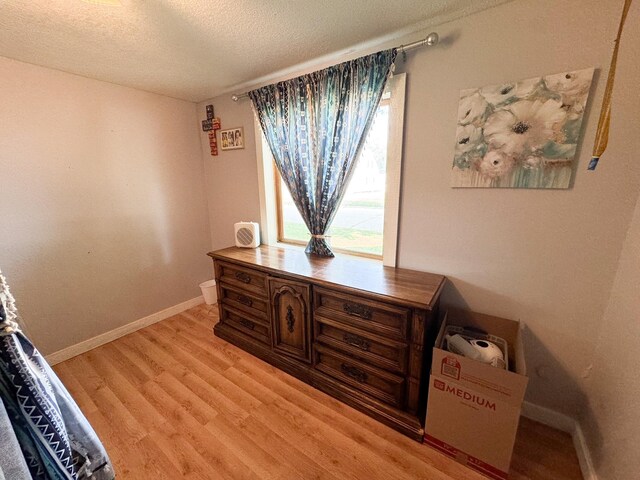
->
[0,0,512,102]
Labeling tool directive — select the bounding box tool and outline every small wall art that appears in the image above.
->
[201,104,221,156]
[220,127,244,151]
[451,68,594,188]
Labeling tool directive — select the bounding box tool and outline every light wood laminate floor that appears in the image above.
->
[54,304,583,479]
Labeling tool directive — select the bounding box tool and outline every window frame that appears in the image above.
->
[255,73,406,267]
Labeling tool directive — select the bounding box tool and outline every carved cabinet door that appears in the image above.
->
[269,277,311,363]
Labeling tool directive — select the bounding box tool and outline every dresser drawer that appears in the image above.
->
[314,287,410,341]
[220,305,271,346]
[314,315,408,374]
[216,261,268,297]
[314,344,405,408]
[219,282,269,320]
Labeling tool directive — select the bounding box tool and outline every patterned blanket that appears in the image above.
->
[0,270,115,480]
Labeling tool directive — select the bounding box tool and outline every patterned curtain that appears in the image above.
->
[249,49,397,256]
[0,270,114,480]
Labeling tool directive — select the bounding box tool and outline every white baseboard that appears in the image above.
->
[46,296,205,365]
[521,401,576,433]
[521,401,597,480]
[572,421,598,480]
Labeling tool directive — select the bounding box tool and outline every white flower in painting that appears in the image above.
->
[480,83,517,105]
[477,150,516,178]
[455,124,482,155]
[523,155,542,169]
[458,92,488,125]
[544,69,593,106]
[571,100,586,115]
[514,77,540,98]
[483,99,567,154]
[566,98,587,121]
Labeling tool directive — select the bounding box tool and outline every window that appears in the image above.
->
[256,73,406,266]
[276,101,389,257]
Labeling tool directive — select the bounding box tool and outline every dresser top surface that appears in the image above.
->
[208,245,446,310]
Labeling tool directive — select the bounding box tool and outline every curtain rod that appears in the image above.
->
[230,32,439,101]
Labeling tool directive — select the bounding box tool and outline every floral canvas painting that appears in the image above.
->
[451,68,594,188]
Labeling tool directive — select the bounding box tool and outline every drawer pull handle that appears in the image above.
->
[237,295,253,307]
[343,302,372,320]
[286,305,295,333]
[343,333,370,351]
[239,318,255,330]
[341,364,368,383]
[234,271,252,284]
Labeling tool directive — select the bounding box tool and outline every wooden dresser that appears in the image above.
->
[208,245,446,440]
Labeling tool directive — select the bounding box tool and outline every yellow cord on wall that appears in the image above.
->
[589,0,633,170]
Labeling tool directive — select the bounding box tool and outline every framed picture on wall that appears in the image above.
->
[450,68,594,189]
[220,127,244,150]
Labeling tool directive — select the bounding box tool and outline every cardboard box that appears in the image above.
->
[424,309,528,480]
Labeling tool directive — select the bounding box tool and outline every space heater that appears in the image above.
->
[234,222,260,248]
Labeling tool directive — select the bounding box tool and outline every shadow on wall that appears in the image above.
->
[522,325,589,416]
[567,67,600,189]
[439,279,470,311]
[436,30,461,50]
[441,278,589,417]
[441,277,527,318]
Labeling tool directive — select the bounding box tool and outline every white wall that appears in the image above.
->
[396,0,640,417]
[581,191,640,479]
[198,0,640,428]
[0,56,212,355]
[198,97,262,248]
